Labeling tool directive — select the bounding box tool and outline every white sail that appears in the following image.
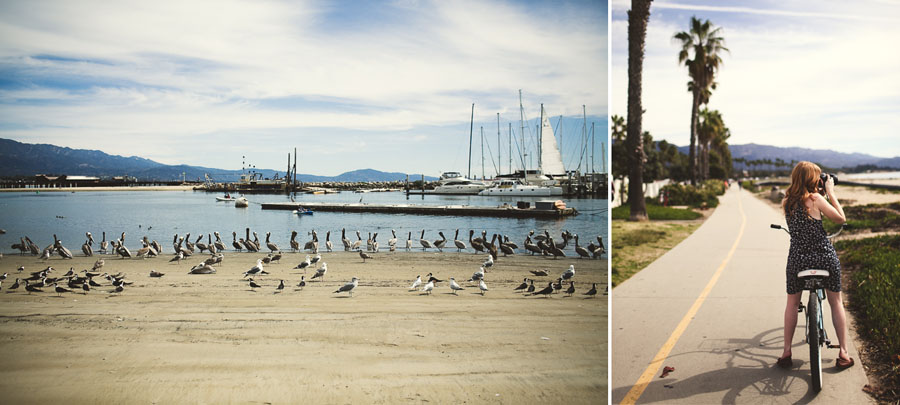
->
[540,106,566,176]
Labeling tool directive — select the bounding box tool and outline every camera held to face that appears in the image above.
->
[817,173,839,194]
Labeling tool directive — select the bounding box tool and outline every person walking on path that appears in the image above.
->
[778,161,853,369]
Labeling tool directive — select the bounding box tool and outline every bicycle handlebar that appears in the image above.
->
[770,223,846,239]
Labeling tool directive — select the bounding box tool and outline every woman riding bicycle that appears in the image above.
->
[778,161,853,369]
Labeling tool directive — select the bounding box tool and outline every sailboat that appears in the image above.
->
[482,99,564,196]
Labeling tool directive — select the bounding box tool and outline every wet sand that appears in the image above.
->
[0,250,606,404]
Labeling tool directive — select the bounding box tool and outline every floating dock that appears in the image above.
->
[260,202,577,218]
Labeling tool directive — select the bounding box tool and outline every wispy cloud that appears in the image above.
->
[0,0,607,175]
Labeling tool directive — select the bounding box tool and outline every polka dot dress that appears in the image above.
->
[785,204,842,294]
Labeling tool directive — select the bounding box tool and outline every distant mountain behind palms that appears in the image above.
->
[674,143,900,170]
[0,138,438,182]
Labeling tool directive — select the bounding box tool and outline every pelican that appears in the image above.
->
[290,231,300,252]
[499,241,515,256]
[388,230,397,249]
[194,234,207,253]
[469,230,484,253]
[232,232,243,252]
[524,236,542,255]
[449,278,464,295]
[207,234,217,255]
[453,229,466,252]
[333,277,358,297]
[188,262,216,274]
[434,232,447,252]
[502,235,518,250]
[418,229,433,251]
[184,232,194,252]
[325,231,333,252]
[341,228,351,251]
[304,230,317,252]
[99,232,108,254]
[82,232,94,256]
[486,234,498,260]
[266,232,279,253]
[245,228,258,252]
[54,235,73,259]
[405,231,412,251]
[350,231,362,251]
[251,231,261,251]
[214,232,227,252]
[372,232,379,252]
[366,232,374,252]
[173,234,181,253]
[575,235,591,258]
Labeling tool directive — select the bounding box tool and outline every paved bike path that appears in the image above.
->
[612,186,872,404]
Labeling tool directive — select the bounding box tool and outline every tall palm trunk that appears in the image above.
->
[627,0,652,221]
[689,88,699,185]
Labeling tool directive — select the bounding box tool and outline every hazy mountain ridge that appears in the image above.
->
[0,138,438,182]
[674,143,900,169]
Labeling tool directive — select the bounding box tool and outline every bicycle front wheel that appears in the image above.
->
[808,292,822,392]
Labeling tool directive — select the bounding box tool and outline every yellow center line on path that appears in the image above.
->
[621,192,747,404]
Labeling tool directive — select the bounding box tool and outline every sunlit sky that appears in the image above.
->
[611,0,900,158]
[0,0,607,176]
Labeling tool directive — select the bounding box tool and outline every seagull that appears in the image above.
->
[409,275,422,291]
[359,250,373,263]
[149,270,165,278]
[249,278,261,291]
[514,278,528,291]
[310,263,327,281]
[585,283,597,298]
[468,267,485,282]
[296,276,306,290]
[92,259,104,271]
[275,280,285,294]
[309,253,321,266]
[333,277,359,297]
[244,259,264,278]
[169,251,183,264]
[295,255,311,271]
[482,255,494,269]
[565,281,575,296]
[449,278,465,295]
[562,265,575,281]
[531,282,554,297]
[478,279,488,296]
[421,280,434,295]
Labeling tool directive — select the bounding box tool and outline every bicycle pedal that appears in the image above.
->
[827,344,841,349]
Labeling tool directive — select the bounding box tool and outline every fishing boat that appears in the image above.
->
[216,194,236,202]
[234,197,249,208]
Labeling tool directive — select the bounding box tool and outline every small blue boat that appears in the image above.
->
[292,209,314,216]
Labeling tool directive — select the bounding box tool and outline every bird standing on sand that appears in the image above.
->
[295,255,311,271]
[310,253,321,266]
[409,275,422,291]
[25,281,43,294]
[585,283,597,298]
[325,231,333,252]
[478,279,488,296]
[419,229,433,251]
[244,259,264,278]
[531,282,554,297]
[526,279,535,293]
[359,250,373,263]
[249,278,261,291]
[296,276,306,290]
[422,280,434,295]
[425,273,443,283]
[54,283,71,297]
[334,277,359,297]
[81,281,90,294]
[552,278,563,294]
[514,278,528,291]
[9,278,20,291]
[565,282,575,296]
[468,267,485,282]
[453,229,466,253]
[17,266,25,273]
[170,251,183,264]
[482,255,494,270]
[449,278,464,295]
[275,279,284,293]
[434,232,447,252]
[561,265,575,281]
[92,259,105,271]
[310,263,327,281]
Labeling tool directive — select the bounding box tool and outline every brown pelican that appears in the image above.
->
[232,232,243,252]
[433,232,446,252]
[366,232,374,252]
[501,235,518,250]
[453,229,466,252]
[405,231,412,251]
[207,234,217,255]
[575,235,591,258]
[142,236,159,256]
[81,233,94,256]
[325,231,333,252]
[469,230,484,253]
[266,232,278,253]
[12,238,28,255]
[499,241,514,256]
[189,262,216,274]
[304,230,317,252]
[548,237,565,258]
[371,232,379,252]
[419,230,433,251]
[99,232,108,254]
[388,230,397,250]
[524,236,542,255]
[54,235,73,259]
[350,231,362,251]
[184,233,195,252]
[290,231,299,252]
[116,240,132,259]
[149,270,165,278]
[486,234,498,260]
[341,228,351,251]
[555,231,571,250]
[333,277,358,297]
[213,232,226,252]
[251,231,261,251]
[194,234,207,253]
[173,234,180,253]
[244,228,258,252]
[24,236,39,255]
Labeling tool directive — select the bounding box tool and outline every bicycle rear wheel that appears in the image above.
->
[808,292,822,392]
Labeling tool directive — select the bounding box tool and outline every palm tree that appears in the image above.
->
[698,108,726,180]
[627,0,653,221]
[674,17,728,185]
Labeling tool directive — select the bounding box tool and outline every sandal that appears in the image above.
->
[776,355,792,369]
[836,356,854,369]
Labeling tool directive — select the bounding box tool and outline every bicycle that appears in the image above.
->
[770,223,844,392]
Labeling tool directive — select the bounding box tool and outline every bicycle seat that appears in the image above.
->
[798,269,830,278]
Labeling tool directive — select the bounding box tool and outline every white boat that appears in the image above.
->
[431,172,489,195]
[478,180,553,196]
[216,196,236,202]
[234,197,249,208]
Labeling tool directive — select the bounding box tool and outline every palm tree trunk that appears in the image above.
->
[689,90,699,185]
[627,0,652,221]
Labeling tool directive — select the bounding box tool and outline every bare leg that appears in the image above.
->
[782,292,802,358]
[825,290,851,361]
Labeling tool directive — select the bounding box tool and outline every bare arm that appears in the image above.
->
[817,177,845,224]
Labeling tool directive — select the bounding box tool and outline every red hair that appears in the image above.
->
[782,161,821,216]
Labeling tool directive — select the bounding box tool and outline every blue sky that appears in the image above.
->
[0,0,607,176]
[611,0,900,158]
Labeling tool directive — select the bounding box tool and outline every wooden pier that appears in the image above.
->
[260,202,577,218]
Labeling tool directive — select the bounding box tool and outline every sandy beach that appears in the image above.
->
[0,249,606,404]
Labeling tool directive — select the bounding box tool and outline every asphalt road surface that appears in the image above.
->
[612,185,871,404]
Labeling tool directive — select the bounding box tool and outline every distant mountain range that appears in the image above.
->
[0,138,438,182]
[675,143,900,170]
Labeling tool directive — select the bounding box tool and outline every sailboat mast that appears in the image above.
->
[583,105,587,173]
[508,122,512,175]
[519,89,525,173]
[468,103,474,179]
[496,113,501,177]
[538,104,543,172]
[480,126,485,180]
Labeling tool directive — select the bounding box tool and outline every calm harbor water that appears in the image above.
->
[0,190,606,255]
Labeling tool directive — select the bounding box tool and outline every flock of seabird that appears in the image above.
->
[3,227,606,299]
